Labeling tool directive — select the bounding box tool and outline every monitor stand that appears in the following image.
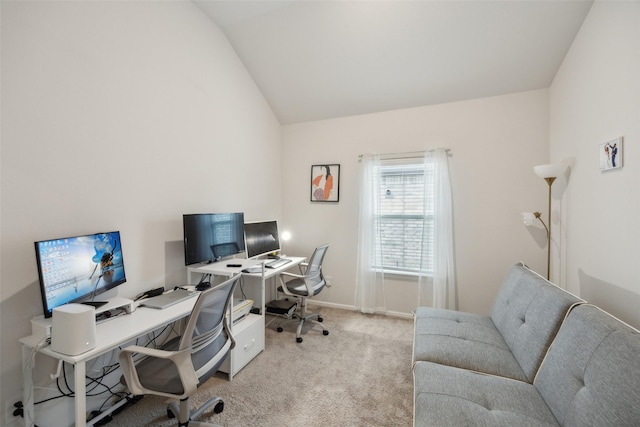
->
[94,297,135,315]
[82,301,108,309]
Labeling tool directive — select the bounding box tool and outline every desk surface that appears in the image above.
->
[190,256,305,279]
[20,297,196,364]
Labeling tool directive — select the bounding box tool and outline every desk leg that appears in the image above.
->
[22,346,35,427]
[74,361,87,427]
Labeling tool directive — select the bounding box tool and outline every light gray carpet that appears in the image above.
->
[108,307,414,426]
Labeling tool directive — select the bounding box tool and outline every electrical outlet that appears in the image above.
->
[4,396,22,425]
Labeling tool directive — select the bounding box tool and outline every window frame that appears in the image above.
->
[371,158,434,276]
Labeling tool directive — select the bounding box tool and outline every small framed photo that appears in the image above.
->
[600,137,623,171]
[311,164,340,202]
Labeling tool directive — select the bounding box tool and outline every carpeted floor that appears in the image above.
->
[107,307,414,426]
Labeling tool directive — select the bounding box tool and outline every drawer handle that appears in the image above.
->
[244,339,255,351]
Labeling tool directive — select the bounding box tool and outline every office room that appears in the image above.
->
[1,1,639,426]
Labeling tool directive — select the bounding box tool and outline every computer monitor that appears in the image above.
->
[244,220,281,259]
[34,231,127,318]
[183,213,246,265]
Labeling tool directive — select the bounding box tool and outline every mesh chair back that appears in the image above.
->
[305,244,329,289]
[179,276,239,379]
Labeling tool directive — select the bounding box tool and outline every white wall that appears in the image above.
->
[550,1,640,327]
[282,89,550,316]
[0,2,281,425]
[8,2,632,425]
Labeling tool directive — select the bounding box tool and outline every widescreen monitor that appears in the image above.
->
[35,231,127,318]
[183,213,246,265]
[244,220,281,259]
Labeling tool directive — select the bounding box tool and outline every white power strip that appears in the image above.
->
[31,316,52,340]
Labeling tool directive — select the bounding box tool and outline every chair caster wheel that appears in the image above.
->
[214,401,224,414]
[318,317,323,322]
[296,337,303,343]
[277,327,283,333]
[323,330,329,336]
[167,408,175,419]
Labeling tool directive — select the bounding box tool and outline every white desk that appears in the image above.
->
[187,256,305,378]
[19,256,304,427]
[20,297,197,427]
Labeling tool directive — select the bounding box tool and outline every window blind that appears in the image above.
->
[373,161,434,273]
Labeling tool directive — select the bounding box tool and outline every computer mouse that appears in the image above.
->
[196,282,211,291]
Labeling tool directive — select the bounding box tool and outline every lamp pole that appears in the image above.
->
[533,163,567,282]
[543,177,556,280]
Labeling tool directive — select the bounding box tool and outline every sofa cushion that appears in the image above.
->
[534,304,640,426]
[413,308,527,381]
[413,263,582,382]
[413,361,559,427]
[488,262,582,381]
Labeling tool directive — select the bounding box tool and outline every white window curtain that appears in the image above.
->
[355,154,386,313]
[355,148,456,313]
[422,148,456,310]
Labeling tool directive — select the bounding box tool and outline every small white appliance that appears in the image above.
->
[51,304,97,355]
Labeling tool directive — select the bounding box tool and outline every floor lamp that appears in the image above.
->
[522,163,567,280]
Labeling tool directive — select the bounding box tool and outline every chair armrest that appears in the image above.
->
[297,262,309,274]
[278,270,322,297]
[223,313,235,350]
[279,271,305,279]
[120,345,176,359]
[277,273,299,297]
[118,345,198,399]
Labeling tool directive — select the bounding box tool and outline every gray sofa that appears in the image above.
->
[412,263,640,426]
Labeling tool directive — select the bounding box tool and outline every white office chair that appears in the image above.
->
[118,276,239,426]
[276,243,330,343]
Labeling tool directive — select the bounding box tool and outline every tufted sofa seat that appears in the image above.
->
[413,262,582,382]
[413,304,640,426]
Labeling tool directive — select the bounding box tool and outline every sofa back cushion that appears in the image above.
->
[490,263,582,382]
[534,304,640,426]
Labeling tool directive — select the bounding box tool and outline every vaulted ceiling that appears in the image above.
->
[195,1,593,124]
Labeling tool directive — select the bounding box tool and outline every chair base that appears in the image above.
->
[167,395,224,427]
[277,311,329,343]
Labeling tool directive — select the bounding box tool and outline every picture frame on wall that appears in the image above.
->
[599,137,623,171]
[311,164,340,202]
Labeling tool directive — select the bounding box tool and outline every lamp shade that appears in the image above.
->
[534,163,567,179]
[521,212,536,226]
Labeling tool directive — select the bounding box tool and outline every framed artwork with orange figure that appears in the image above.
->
[311,164,340,202]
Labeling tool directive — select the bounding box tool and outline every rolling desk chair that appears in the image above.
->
[276,243,330,343]
[118,275,239,426]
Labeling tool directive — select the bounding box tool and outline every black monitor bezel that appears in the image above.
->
[244,220,281,259]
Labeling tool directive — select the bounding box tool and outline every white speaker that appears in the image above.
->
[51,304,96,355]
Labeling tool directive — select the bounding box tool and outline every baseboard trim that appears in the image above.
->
[307,300,413,319]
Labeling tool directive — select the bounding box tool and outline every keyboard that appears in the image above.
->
[139,288,198,310]
[265,258,292,269]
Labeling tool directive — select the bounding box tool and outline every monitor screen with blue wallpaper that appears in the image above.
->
[35,231,127,318]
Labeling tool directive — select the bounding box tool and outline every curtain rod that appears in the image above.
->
[358,148,451,161]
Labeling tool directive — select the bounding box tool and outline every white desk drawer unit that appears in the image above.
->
[220,313,264,378]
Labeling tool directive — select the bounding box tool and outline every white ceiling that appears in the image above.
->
[195,0,593,124]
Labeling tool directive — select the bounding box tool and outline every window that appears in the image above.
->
[373,159,433,274]
[357,148,454,311]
